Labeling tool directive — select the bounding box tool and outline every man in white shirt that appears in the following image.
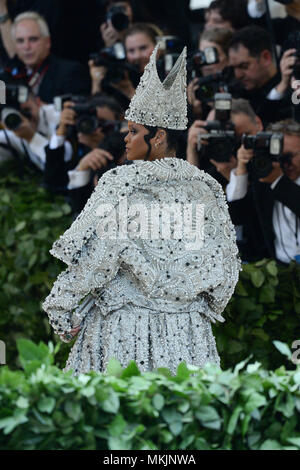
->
[0,88,60,170]
[226,119,300,264]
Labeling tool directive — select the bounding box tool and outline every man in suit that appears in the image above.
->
[226,119,300,264]
[1,11,91,103]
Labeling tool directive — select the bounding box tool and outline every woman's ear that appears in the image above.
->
[156,128,167,143]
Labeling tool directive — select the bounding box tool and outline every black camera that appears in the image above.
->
[195,66,237,103]
[242,132,284,178]
[191,47,219,77]
[283,31,300,81]
[197,93,236,163]
[106,4,129,32]
[0,84,29,130]
[90,43,127,83]
[54,94,99,135]
[90,43,140,87]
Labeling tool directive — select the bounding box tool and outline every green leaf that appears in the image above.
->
[244,393,267,413]
[64,401,82,422]
[250,270,265,288]
[258,285,275,304]
[235,282,248,297]
[195,406,222,430]
[266,261,278,277]
[37,396,56,414]
[16,396,29,409]
[169,421,183,436]
[260,440,283,450]
[121,361,140,379]
[102,391,120,414]
[108,436,132,450]
[227,406,242,435]
[152,394,165,411]
[273,341,292,359]
[107,358,122,377]
[15,221,26,232]
[176,362,191,381]
[108,414,127,437]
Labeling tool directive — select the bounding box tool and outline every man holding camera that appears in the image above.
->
[228,25,292,126]
[0,84,60,170]
[187,97,263,184]
[1,11,91,103]
[44,95,124,213]
[226,119,300,264]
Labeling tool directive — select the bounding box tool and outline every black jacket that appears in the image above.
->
[3,54,91,103]
[239,73,292,127]
[228,175,300,262]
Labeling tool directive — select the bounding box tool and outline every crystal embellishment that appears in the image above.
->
[125,42,188,130]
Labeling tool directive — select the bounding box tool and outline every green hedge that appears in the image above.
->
[1,164,300,371]
[214,259,300,370]
[0,163,72,368]
[1,339,300,450]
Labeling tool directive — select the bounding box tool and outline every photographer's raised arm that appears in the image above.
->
[0,0,16,59]
[275,49,297,96]
[186,120,207,167]
[226,145,253,202]
[88,59,107,95]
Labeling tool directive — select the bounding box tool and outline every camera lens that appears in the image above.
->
[252,154,273,178]
[76,116,98,135]
[195,84,215,102]
[4,111,22,130]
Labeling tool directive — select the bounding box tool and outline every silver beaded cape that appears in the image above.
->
[42,158,241,376]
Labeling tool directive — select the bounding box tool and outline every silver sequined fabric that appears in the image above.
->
[42,158,241,376]
[124,43,188,130]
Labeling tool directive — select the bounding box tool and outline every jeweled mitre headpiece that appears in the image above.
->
[125,42,188,130]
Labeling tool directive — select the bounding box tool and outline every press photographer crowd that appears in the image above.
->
[0,0,299,266]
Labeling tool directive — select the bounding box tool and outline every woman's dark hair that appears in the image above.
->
[143,125,182,160]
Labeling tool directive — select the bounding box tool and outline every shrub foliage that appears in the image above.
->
[0,340,300,450]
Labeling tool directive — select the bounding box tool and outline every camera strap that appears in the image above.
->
[1,129,39,174]
[27,60,50,89]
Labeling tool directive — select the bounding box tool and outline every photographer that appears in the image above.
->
[187,97,263,185]
[100,0,133,48]
[204,0,250,32]
[1,12,91,103]
[248,0,300,48]
[226,119,300,264]
[0,84,60,170]
[44,95,123,198]
[228,25,292,126]
[89,22,159,110]
[187,27,233,120]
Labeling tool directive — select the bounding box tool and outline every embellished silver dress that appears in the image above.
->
[42,158,241,375]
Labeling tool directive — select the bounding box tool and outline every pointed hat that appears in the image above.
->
[125,42,188,130]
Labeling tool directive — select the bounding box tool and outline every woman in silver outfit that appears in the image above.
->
[43,44,241,376]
